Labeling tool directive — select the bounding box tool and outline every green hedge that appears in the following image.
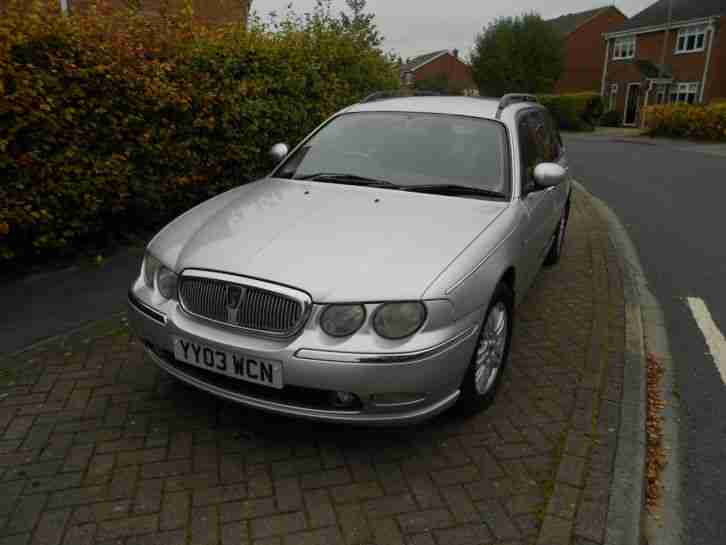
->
[0,1,398,263]
[538,92,604,131]
[643,103,726,141]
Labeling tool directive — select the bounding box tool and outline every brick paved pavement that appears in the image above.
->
[0,188,627,545]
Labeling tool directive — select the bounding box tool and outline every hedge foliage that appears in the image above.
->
[538,92,604,131]
[642,103,726,141]
[0,0,398,262]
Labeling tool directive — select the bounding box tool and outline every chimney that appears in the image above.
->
[453,49,459,58]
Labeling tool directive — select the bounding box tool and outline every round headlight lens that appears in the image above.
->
[157,266,178,300]
[373,302,426,340]
[143,254,161,289]
[320,305,366,338]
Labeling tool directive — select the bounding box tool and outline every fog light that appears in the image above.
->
[329,391,357,408]
[370,393,425,407]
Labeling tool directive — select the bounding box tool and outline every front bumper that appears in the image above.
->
[127,288,481,425]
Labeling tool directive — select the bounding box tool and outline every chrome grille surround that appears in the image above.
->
[178,270,312,338]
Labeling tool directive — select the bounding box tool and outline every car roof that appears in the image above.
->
[344,96,538,121]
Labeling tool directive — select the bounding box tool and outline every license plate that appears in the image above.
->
[173,337,283,389]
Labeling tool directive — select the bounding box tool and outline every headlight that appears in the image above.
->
[320,304,366,337]
[373,302,426,339]
[142,253,177,300]
[143,253,162,289]
[157,266,178,300]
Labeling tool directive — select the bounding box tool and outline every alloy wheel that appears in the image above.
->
[475,302,508,395]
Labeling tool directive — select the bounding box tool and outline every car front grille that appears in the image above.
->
[178,273,309,336]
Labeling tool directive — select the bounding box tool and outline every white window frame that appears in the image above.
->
[669,82,700,104]
[609,84,618,110]
[612,36,636,60]
[675,25,707,54]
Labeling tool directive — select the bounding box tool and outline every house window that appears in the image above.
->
[609,84,618,110]
[675,25,707,53]
[612,36,635,60]
[669,82,699,104]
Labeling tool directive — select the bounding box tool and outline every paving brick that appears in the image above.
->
[31,508,71,545]
[134,479,164,514]
[84,454,115,485]
[300,468,351,490]
[546,483,580,520]
[431,466,480,487]
[164,472,219,492]
[250,512,306,539]
[97,514,158,540]
[397,508,453,533]
[221,521,249,545]
[476,500,520,541]
[574,500,607,543]
[283,526,343,545]
[0,533,30,545]
[108,467,138,499]
[124,529,187,545]
[372,517,405,545]
[5,494,47,533]
[24,472,82,494]
[556,456,586,488]
[441,485,478,524]
[191,506,218,545]
[61,445,94,473]
[193,483,248,507]
[160,492,189,531]
[141,460,191,480]
[331,481,383,505]
[363,493,417,519]
[118,448,167,467]
[61,522,96,545]
[4,460,62,481]
[537,515,573,545]
[237,498,278,520]
[434,522,493,545]
[303,490,335,528]
[3,416,35,441]
[48,486,105,509]
[274,478,302,512]
[336,503,372,545]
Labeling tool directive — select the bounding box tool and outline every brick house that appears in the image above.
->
[0,0,252,26]
[601,0,726,126]
[548,6,628,93]
[400,50,477,95]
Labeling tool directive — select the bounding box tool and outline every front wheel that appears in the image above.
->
[456,283,513,414]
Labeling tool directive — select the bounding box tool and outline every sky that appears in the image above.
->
[252,0,654,59]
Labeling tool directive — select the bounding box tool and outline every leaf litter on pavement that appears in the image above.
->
[646,352,666,513]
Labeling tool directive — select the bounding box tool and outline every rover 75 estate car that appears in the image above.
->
[128,93,572,425]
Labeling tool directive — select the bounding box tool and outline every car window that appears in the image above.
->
[275,112,510,197]
[539,111,562,162]
[517,111,545,192]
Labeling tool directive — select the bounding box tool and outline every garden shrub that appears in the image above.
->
[642,103,726,141]
[599,109,622,127]
[0,0,398,263]
[538,92,604,131]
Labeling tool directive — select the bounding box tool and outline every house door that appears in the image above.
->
[624,83,641,126]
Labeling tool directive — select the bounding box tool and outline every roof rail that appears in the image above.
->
[495,93,539,118]
[360,90,442,103]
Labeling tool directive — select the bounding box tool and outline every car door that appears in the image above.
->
[517,110,557,292]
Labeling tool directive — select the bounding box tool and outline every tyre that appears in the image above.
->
[456,282,514,414]
[544,197,570,266]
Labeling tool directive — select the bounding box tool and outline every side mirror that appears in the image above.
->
[533,163,566,188]
[269,143,290,163]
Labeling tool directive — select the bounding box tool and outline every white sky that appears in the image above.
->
[252,1,653,59]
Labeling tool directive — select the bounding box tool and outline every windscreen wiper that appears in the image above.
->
[295,173,401,188]
[401,184,508,200]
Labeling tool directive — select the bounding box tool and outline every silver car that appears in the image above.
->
[128,93,571,425]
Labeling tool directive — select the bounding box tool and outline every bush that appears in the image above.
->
[642,103,726,141]
[599,109,622,127]
[0,0,398,263]
[538,92,604,131]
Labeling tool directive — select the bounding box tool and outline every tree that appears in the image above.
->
[470,13,564,96]
[339,0,383,49]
